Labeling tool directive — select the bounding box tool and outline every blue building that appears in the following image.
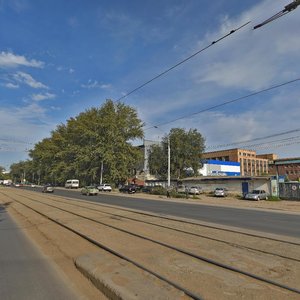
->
[199,160,241,176]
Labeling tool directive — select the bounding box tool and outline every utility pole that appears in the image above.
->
[167,136,171,188]
[100,160,103,184]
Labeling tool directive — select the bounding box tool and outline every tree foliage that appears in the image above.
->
[148,128,205,179]
[12,100,144,186]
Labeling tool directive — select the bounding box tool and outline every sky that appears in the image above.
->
[0,0,300,170]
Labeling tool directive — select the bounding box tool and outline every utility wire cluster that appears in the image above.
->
[207,135,300,152]
[254,0,300,29]
[145,78,300,130]
[206,128,300,150]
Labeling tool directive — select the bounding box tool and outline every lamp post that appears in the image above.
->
[154,126,171,188]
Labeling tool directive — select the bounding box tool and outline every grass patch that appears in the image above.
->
[266,196,281,201]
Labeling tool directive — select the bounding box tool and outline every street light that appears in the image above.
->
[154,126,170,188]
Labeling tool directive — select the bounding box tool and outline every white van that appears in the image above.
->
[65,179,79,189]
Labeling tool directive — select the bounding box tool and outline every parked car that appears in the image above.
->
[42,184,54,193]
[97,184,112,192]
[119,185,137,194]
[189,186,202,195]
[177,185,187,194]
[214,187,228,197]
[244,190,268,201]
[81,186,98,196]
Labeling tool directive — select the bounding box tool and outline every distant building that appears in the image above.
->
[199,160,240,176]
[202,148,277,176]
[269,157,300,181]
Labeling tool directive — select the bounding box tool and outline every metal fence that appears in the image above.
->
[279,182,300,200]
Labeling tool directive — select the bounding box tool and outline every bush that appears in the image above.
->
[149,186,167,196]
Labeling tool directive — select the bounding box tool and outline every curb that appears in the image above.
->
[75,253,186,300]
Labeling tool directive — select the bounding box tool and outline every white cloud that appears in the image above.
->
[81,79,111,89]
[13,71,48,89]
[31,92,56,101]
[3,82,19,89]
[0,51,44,68]
[0,104,51,142]
[190,1,300,91]
[138,0,300,159]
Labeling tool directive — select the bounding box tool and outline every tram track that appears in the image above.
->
[35,192,300,263]
[2,190,300,299]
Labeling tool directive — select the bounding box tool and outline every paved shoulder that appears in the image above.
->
[0,203,79,300]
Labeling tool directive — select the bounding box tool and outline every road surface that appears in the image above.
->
[0,202,79,300]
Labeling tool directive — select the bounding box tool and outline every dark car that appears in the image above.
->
[42,184,54,193]
[119,185,137,194]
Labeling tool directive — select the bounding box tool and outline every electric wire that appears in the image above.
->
[254,0,300,29]
[217,135,300,151]
[145,77,300,130]
[116,21,250,102]
[206,128,300,150]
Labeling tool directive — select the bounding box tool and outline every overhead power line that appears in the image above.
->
[206,135,300,152]
[232,135,300,150]
[116,21,250,102]
[145,77,300,130]
[206,128,300,150]
[254,0,300,29]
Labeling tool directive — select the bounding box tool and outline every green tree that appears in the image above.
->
[148,128,205,179]
[10,160,33,183]
[0,165,5,180]
[28,99,144,186]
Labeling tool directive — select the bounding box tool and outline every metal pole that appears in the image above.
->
[100,160,103,184]
[168,136,170,188]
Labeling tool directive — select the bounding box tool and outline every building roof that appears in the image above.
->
[182,176,271,182]
[271,157,300,165]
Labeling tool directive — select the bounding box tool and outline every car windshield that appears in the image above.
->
[252,190,260,194]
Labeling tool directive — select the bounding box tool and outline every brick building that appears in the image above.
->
[202,148,277,176]
[268,157,300,181]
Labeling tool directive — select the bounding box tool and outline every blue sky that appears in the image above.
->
[0,0,300,170]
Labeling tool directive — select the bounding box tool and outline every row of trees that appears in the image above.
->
[6,100,205,186]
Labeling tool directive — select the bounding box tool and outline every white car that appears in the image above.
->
[97,184,112,192]
[214,188,228,197]
[189,186,202,195]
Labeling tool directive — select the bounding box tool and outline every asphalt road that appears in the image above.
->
[0,202,79,300]
[25,187,300,239]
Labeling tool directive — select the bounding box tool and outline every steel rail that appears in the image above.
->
[11,194,300,296]
[34,192,300,263]
[10,196,203,300]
